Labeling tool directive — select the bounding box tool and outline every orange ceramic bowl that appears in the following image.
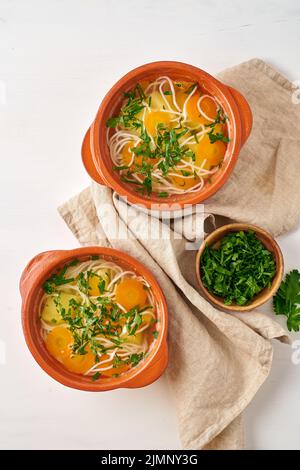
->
[82,61,252,210]
[20,247,168,391]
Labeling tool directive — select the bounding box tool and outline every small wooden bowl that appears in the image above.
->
[195,223,284,312]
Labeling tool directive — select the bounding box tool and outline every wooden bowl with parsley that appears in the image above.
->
[196,223,284,312]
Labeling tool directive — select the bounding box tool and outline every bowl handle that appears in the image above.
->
[19,251,66,300]
[227,86,253,147]
[81,126,105,185]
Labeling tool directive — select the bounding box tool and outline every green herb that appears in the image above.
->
[106,117,120,128]
[273,270,300,332]
[200,230,276,306]
[157,192,169,198]
[92,372,101,381]
[91,255,100,260]
[163,90,173,95]
[121,177,142,186]
[98,279,106,294]
[185,82,198,94]
[185,149,195,161]
[129,353,144,367]
[106,83,145,129]
[113,355,124,367]
[68,259,79,267]
[152,331,159,339]
[208,130,230,144]
[113,165,130,171]
[77,272,89,294]
[125,309,143,335]
[205,109,228,128]
[136,83,146,101]
[43,265,75,294]
[156,127,189,176]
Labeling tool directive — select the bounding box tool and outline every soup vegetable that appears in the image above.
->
[200,231,276,306]
[106,76,229,197]
[40,257,158,380]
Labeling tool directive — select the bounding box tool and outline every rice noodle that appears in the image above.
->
[197,94,218,122]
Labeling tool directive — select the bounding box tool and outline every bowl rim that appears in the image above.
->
[195,223,284,312]
[21,246,168,391]
[89,60,245,209]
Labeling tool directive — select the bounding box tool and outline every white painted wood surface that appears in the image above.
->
[1,0,300,450]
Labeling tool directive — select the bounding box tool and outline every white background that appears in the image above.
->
[1,0,300,450]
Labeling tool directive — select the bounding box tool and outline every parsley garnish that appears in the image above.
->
[92,372,101,381]
[205,109,228,128]
[113,165,130,171]
[43,265,74,294]
[106,83,145,129]
[273,270,300,331]
[208,130,230,144]
[129,353,144,367]
[98,279,106,294]
[106,117,120,128]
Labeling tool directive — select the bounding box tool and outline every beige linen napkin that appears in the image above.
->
[58,59,300,449]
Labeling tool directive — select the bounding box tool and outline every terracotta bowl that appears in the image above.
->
[195,223,284,312]
[20,247,168,391]
[82,61,253,211]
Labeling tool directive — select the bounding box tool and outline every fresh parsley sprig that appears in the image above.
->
[273,269,300,332]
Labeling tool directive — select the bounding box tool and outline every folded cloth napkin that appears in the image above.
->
[58,59,300,449]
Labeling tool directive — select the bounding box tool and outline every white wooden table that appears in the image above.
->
[1,0,300,450]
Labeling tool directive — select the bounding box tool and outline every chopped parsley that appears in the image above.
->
[129,353,144,367]
[205,108,228,128]
[92,372,101,381]
[43,265,75,294]
[106,83,145,129]
[208,130,230,144]
[201,230,276,306]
